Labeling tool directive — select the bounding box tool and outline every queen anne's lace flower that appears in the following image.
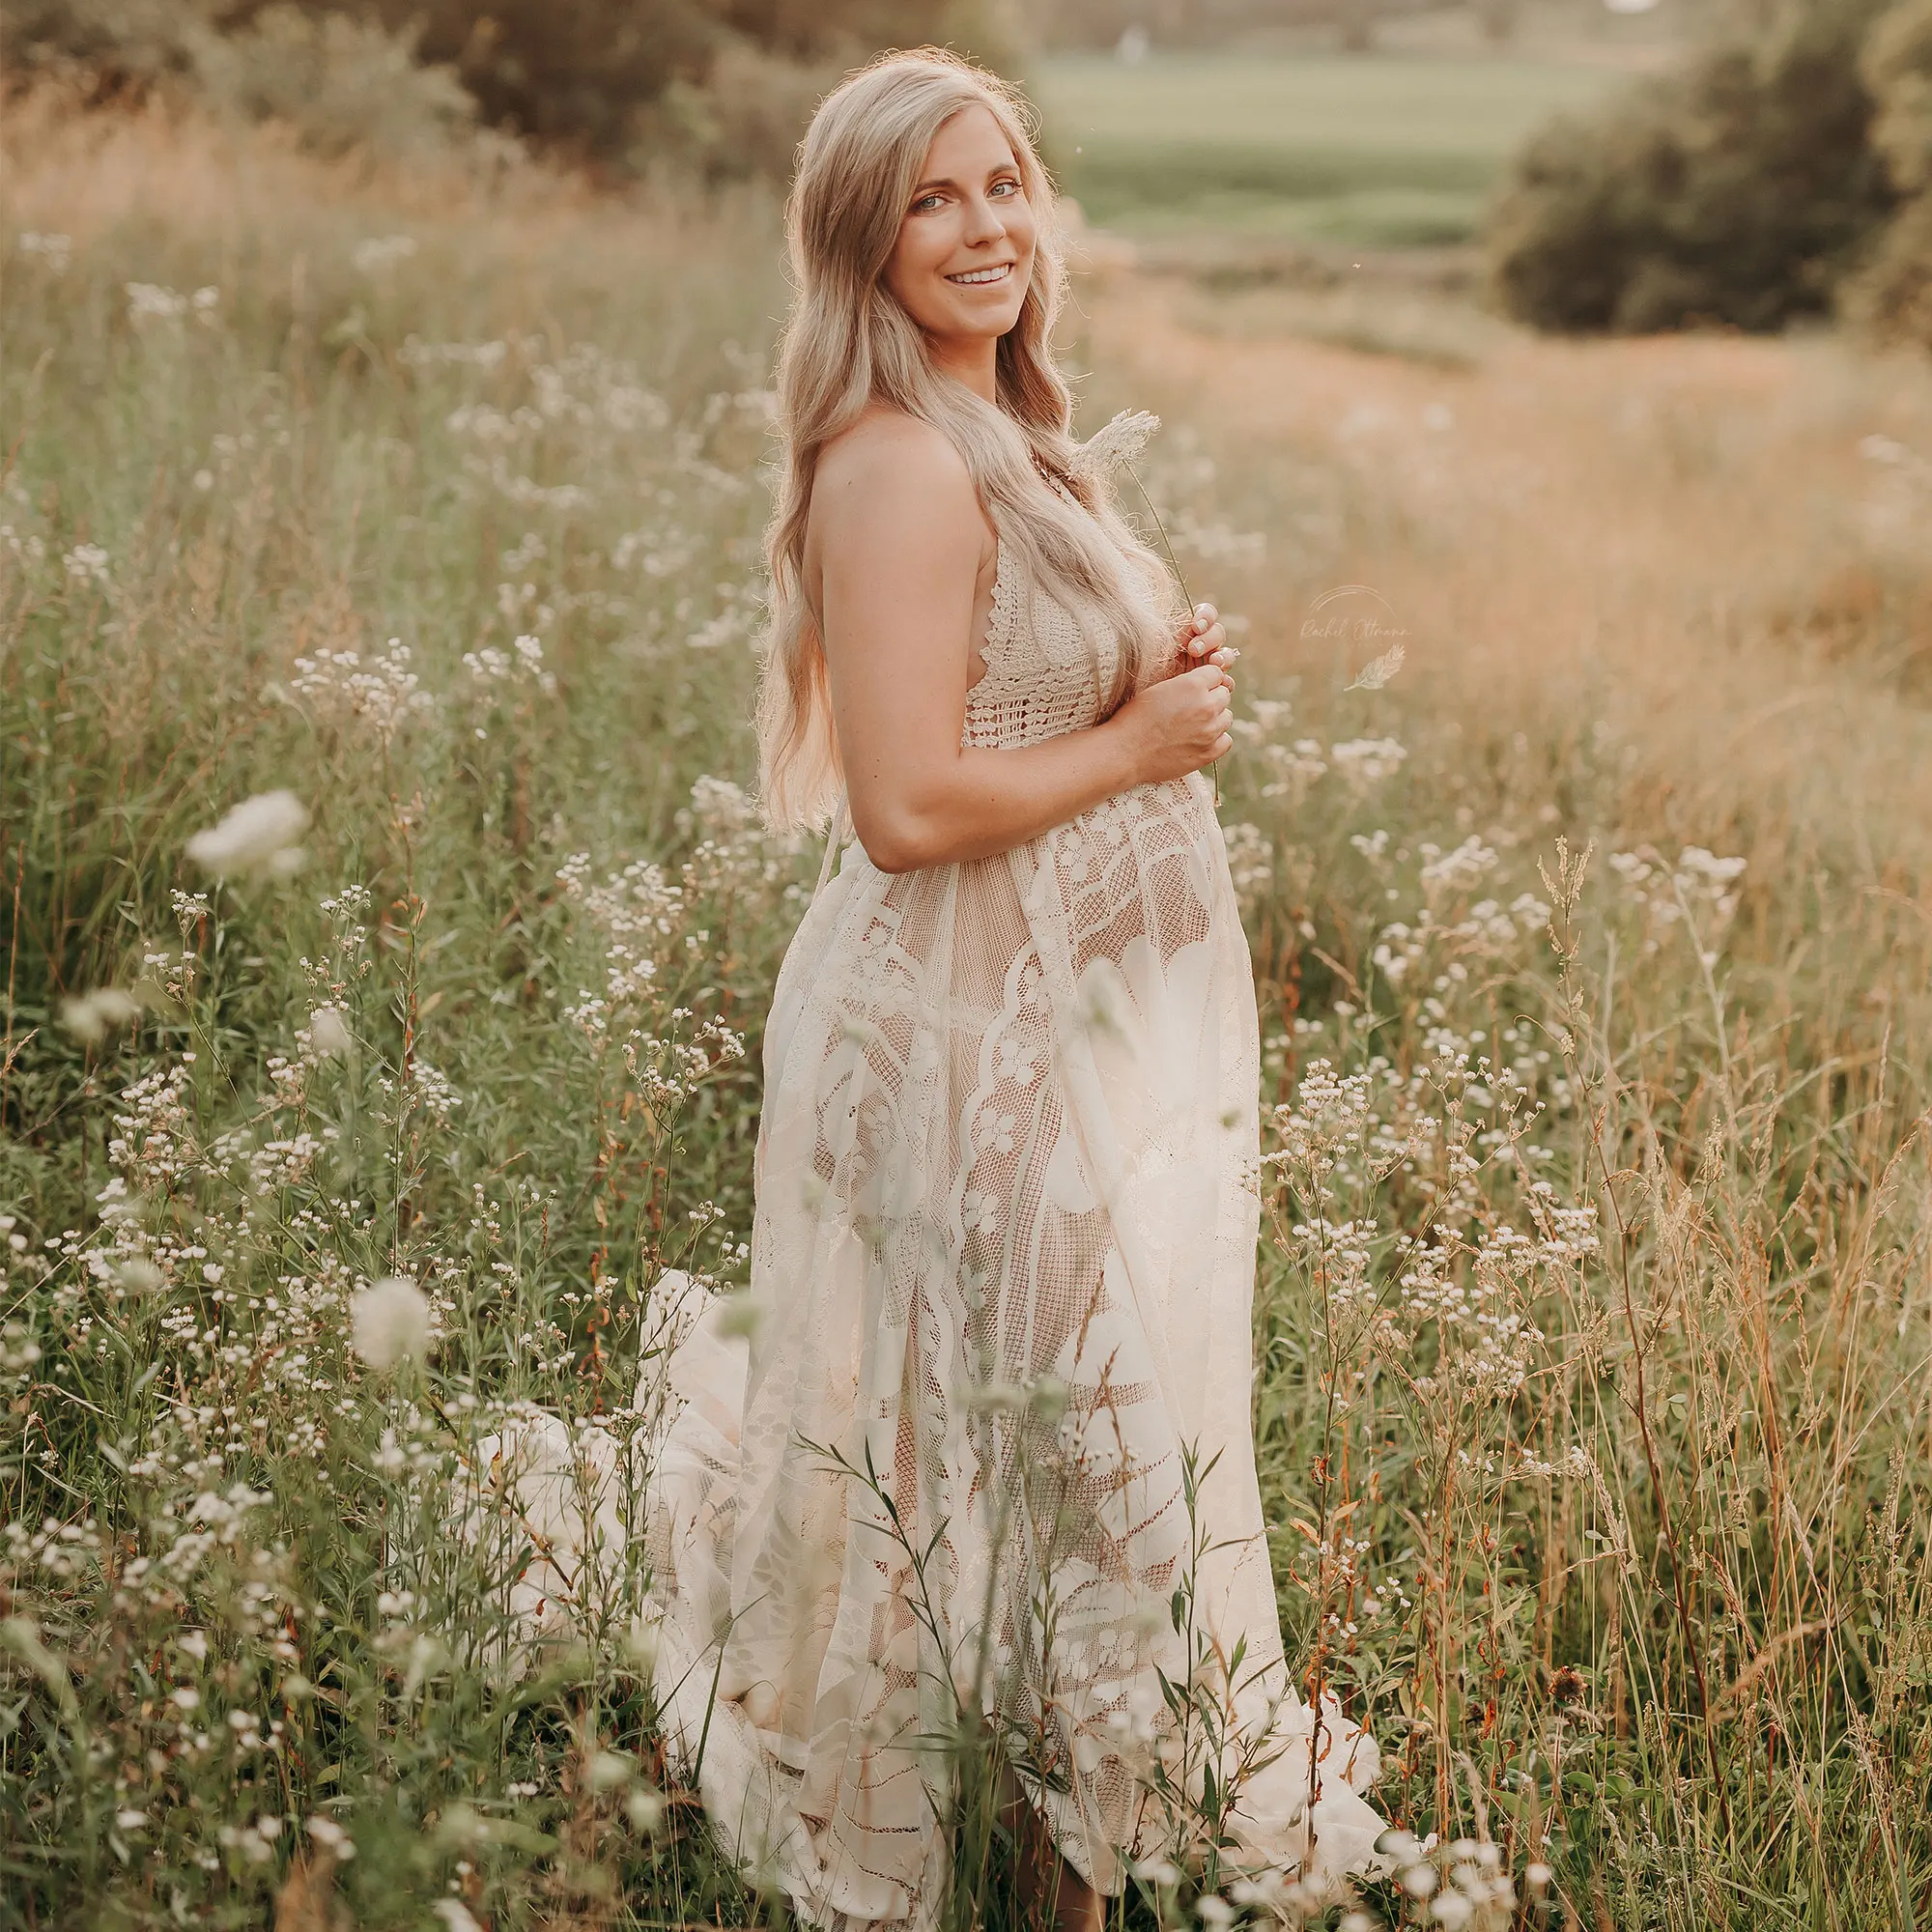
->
[185,791,310,878]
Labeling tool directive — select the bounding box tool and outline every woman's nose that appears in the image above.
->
[959,193,1006,247]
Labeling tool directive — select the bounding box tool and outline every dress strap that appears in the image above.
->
[811,790,850,902]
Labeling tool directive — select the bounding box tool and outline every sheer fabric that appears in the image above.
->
[641,530,1384,1929]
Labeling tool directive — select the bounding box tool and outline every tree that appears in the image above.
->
[1843,0,1932,344]
[1486,0,1897,333]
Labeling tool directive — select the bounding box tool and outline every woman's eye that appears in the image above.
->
[913,193,945,214]
[990,179,1020,199]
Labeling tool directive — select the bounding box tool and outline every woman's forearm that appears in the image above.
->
[851,713,1146,872]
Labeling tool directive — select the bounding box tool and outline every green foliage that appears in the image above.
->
[379,0,1019,168]
[0,0,1019,174]
[1,0,223,98]
[1486,0,1898,333]
[192,5,476,158]
[1845,0,1932,344]
[359,0,718,158]
[1,0,481,159]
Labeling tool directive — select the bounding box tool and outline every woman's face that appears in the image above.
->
[884,104,1037,353]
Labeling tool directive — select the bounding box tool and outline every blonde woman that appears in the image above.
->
[643,49,1385,1931]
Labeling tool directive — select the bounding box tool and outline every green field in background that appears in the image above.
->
[1034,52,1634,246]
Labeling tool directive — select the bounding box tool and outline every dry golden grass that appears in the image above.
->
[1093,274,1932,859]
[1084,272,1932,1036]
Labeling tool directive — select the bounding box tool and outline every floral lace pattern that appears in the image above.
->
[642,534,1384,1930]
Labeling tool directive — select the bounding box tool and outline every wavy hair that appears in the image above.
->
[753,47,1174,834]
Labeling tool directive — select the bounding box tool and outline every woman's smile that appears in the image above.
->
[946,262,1012,285]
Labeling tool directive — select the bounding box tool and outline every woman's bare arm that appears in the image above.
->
[810,414,1233,874]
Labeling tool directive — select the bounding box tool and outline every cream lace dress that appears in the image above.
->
[641,522,1385,1928]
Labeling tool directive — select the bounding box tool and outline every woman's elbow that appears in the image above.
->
[858,829,932,874]
[853,804,943,874]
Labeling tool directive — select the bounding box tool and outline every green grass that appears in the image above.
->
[1034,50,1637,244]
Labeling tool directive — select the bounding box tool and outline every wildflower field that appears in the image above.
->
[5,87,1932,1932]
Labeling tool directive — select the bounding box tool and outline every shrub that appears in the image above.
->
[0,0,221,99]
[1,0,1020,174]
[1844,0,1932,345]
[2,0,477,159]
[357,0,717,160]
[1486,0,1897,334]
[360,0,1017,166]
[191,5,476,159]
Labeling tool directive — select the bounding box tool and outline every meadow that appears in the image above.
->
[1034,50,1635,245]
[5,80,1932,1932]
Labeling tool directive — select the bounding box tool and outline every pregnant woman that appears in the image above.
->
[642,49,1384,1931]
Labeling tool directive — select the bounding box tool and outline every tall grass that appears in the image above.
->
[4,90,1932,1931]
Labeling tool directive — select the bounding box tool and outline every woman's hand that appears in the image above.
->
[1113,660,1235,785]
[1176,601,1236,672]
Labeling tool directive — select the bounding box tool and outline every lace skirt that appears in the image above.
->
[642,771,1384,1929]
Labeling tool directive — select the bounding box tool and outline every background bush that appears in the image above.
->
[1485,0,1899,334]
[1845,0,1932,344]
[0,0,1019,174]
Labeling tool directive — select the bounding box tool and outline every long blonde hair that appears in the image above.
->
[754,47,1173,834]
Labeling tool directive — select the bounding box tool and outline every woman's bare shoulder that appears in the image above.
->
[813,409,978,536]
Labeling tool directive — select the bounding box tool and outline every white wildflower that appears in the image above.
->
[1329,736,1407,787]
[18,232,71,273]
[126,282,188,323]
[1420,836,1499,894]
[354,235,418,272]
[185,790,310,879]
[59,987,141,1044]
[292,639,436,742]
[305,1815,355,1859]
[399,336,507,369]
[63,544,110,587]
[351,1277,431,1372]
[308,1007,353,1059]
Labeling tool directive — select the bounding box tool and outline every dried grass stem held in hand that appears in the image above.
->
[1114,662,1236,787]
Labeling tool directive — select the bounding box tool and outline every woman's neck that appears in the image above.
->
[927,332,999,404]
